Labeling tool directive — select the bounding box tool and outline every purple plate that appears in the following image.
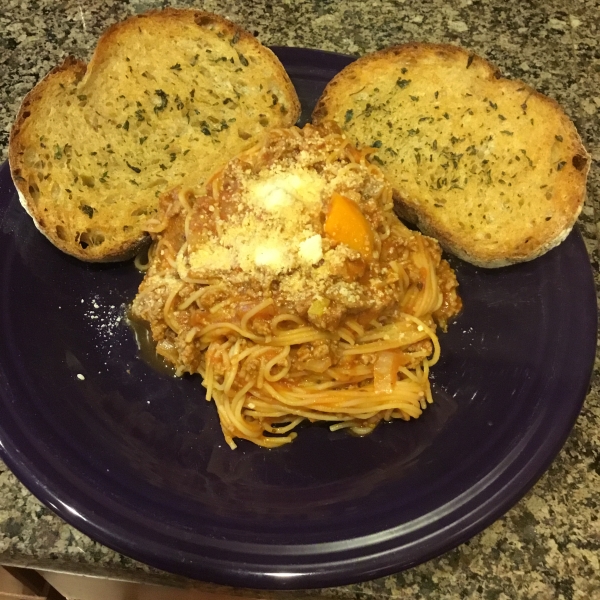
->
[0,48,596,589]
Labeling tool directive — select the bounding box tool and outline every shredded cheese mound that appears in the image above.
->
[187,166,330,277]
[173,123,391,313]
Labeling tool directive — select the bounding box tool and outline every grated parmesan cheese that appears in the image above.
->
[298,234,323,265]
[180,127,390,311]
[187,166,328,278]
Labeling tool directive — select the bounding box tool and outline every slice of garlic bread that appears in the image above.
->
[312,43,590,267]
[9,9,300,261]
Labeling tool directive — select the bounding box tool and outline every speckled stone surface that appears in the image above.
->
[0,1,599,598]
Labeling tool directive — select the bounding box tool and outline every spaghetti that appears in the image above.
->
[131,123,461,448]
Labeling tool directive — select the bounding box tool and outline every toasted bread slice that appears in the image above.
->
[312,43,590,267]
[9,9,300,261]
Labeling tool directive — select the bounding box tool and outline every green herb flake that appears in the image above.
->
[499,114,506,121]
[443,112,450,120]
[500,130,514,136]
[401,67,408,74]
[410,95,419,102]
[54,145,63,160]
[170,153,177,162]
[556,161,567,171]
[80,205,94,218]
[200,121,211,136]
[123,120,130,131]
[183,149,190,156]
[99,171,108,183]
[371,155,384,165]
[237,52,249,66]
[521,149,533,167]
[126,161,141,173]
[555,135,563,142]
[77,94,87,101]
[372,140,382,148]
[345,109,354,123]
[396,78,411,89]
[154,89,169,114]
[489,101,498,110]
[130,179,139,186]
[466,54,475,69]
[139,136,147,145]
[159,164,167,171]
[231,31,240,45]
[170,63,182,71]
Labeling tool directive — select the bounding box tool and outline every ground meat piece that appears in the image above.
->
[306,300,344,330]
[200,287,229,309]
[252,318,272,336]
[360,353,376,365]
[296,340,332,362]
[325,281,371,310]
[295,340,338,373]
[238,357,261,379]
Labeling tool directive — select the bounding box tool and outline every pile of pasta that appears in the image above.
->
[131,123,461,448]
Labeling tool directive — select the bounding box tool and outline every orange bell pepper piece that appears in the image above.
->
[324,192,375,260]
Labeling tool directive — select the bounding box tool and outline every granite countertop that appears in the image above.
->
[0,1,599,598]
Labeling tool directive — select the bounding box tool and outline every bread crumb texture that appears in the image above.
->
[313,43,590,267]
[8,9,300,261]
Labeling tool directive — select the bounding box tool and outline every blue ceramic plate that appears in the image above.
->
[0,48,596,589]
